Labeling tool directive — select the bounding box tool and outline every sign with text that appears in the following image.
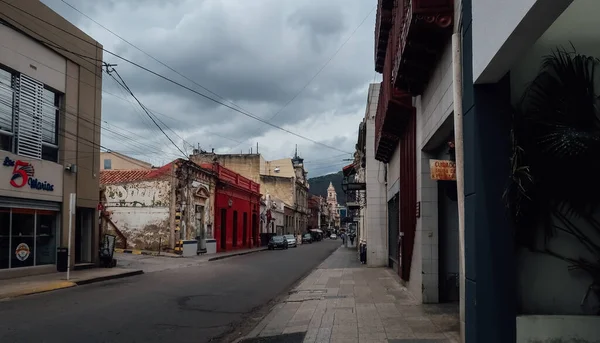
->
[0,152,63,201]
[429,159,456,181]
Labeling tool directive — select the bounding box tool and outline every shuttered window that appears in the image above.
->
[0,66,59,162]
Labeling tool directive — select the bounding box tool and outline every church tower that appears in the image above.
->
[327,182,337,204]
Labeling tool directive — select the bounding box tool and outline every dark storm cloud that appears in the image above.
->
[40,0,376,175]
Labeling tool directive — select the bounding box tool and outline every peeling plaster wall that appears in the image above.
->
[105,180,171,250]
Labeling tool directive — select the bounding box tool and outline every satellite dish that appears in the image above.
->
[274,167,280,173]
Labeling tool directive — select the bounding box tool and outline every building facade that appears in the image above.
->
[100,159,217,252]
[0,1,103,278]
[100,151,152,171]
[200,163,261,252]
[191,151,309,234]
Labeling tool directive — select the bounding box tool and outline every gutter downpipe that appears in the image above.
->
[452,31,466,343]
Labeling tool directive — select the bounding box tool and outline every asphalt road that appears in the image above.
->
[0,239,340,343]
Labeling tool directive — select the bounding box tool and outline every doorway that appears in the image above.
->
[232,211,238,247]
[220,209,227,251]
[242,212,248,247]
[388,194,399,271]
[438,180,460,302]
[75,208,93,264]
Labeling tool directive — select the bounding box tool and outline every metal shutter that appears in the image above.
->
[14,74,43,159]
[0,69,14,132]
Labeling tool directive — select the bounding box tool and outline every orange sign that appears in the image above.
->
[430,159,456,181]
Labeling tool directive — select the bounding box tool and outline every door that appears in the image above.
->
[220,209,227,251]
[75,208,93,263]
[232,211,238,247]
[388,194,399,271]
[243,212,248,247]
[438,181,460,302]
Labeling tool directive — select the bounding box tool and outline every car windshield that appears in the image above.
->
[303,234,311,238]
[272,236,284,242]
[284,235,294,239]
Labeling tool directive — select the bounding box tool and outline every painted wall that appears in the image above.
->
[191,154,264,183]
[214,188,260,252]
[104,180,171,250]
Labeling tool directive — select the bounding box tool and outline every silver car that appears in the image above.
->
[284,234,297,248]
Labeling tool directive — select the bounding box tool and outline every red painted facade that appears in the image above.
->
[200,163,261,252]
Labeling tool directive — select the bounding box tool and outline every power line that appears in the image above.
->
[59,0,249,113]
[0,0,351,154]
[107,67,188,158]
[228,5,376,152]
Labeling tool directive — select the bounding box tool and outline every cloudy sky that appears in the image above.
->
[41,0,380,177]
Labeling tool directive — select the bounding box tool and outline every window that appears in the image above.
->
[104,159,112,170]
[0,66,60,162]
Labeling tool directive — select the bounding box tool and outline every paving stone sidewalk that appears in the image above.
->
[241,246,460,343]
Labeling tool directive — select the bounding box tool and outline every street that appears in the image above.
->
[0,240,340,343]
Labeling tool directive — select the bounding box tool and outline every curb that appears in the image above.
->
[74,270,144,286]
[0,281,76,301]
[115,248,159,256]
[208,248,268,261]
[0,270,144,301]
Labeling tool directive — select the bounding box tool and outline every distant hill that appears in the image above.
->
[308,171,345,206]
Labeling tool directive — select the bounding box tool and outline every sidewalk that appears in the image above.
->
[0,267,143,301]
[241,246,460,343]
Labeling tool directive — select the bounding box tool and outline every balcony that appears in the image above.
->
[346,191,362,210]
[374,0,395,73]
[374,33,414,163]
[392,0,454,95]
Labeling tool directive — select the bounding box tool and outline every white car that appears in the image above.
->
[330,234,337,240]
[284,234,297,248]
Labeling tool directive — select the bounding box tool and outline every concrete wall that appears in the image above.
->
[100,152,152,171]
[0,0,103,266]
[260,175,294,208]
[411,41,455,303]
[105,180,171,250]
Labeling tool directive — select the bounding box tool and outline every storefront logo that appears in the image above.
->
[15,243,30,261]
[3,157,54,191]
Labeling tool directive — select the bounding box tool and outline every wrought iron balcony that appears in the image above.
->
[392,0,454,95]
[346,190,363,210]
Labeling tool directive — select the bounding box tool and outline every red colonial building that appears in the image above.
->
[200,163,261,252]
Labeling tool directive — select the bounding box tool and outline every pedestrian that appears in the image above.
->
[350,235,355,246]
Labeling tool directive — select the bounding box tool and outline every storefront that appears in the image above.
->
[0,152,63,277]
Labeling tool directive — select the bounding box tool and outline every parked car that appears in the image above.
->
[302,233,313,244]
[268,235,288,250]
[284,234,297,248]
[330,234,337,240]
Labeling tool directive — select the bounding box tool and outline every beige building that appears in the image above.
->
[100,151,152,171]
[0,1,103,278]
[190,152,310,234]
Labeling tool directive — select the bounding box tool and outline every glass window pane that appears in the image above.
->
[42,144,58,162]
[42,88,57,145]
[36,211,57,266]
[104,159,112,169]
[0,69,14,133]
[10,209,35,268]
[0,207,10,269]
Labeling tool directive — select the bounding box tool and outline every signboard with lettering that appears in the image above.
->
[0,152,63,201]
[429,159,456,181]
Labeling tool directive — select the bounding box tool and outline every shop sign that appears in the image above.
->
[3,156,55,191]
[15,243,30,261]
[430,159,456,181]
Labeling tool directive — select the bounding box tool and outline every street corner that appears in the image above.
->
[0,280,76,301]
